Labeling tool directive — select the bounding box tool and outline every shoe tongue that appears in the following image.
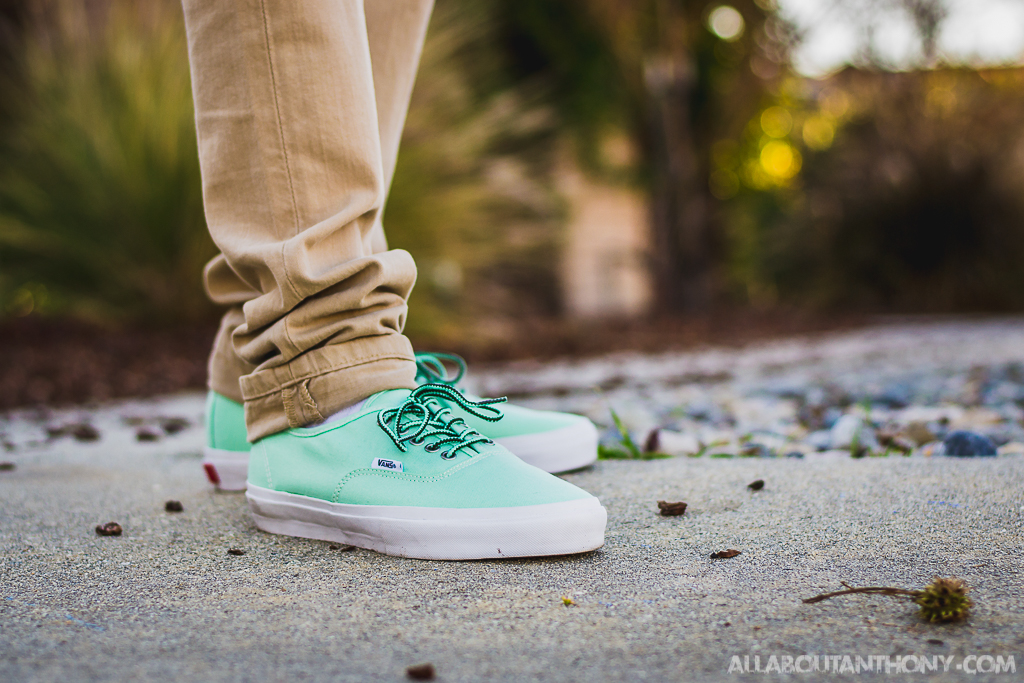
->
[362,388,413,412]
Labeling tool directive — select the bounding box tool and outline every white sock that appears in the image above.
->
[319,399,368,427]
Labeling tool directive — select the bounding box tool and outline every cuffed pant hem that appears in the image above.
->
[207,308,254,404]
[239,334,418,441]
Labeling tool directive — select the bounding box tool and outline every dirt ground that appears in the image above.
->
[0,310,867,411]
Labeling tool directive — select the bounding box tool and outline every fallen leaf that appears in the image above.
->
[710,549,741,559]
[747,479,765,491]
[657,500,688,516]
[561,596,575,606]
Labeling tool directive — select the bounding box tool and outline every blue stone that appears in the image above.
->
[942,430,997,457]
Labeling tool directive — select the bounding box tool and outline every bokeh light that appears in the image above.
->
[708,6,745,42]
[760,140,801,179]
[802,116,834,150]
[760,106,793,138]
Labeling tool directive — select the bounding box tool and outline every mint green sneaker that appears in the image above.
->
[414,353,598,473]
[203,353,597,491]
[202,391,250,491]
[245,385,606,559]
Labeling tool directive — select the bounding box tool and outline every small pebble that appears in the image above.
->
[135,428,160,442]
[747,479,765,491]
[71,424,100,442]
[927,639,945,646]
[161,418,190,435]
[406,663,436,681]
[95,522,122,536]
[657,500,688,516]
[227,548,246,556]
[164,500,184,513]
[0,462,15,471]
[942,430,997,457]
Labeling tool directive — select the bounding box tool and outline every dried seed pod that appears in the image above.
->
[915,577,972,623]
[164,500,184,513]
[328,544,356,551]
[406,663,436,680]
[711,549,741,559]
[95,522,122,536]
[747,479,765,491]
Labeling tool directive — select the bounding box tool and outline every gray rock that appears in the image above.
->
[806,430,833,451]
[942,430,997,457]
[829,414,879,452]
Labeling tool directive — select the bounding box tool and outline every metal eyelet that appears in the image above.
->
[440,451,456,460]
[424,442,439,452]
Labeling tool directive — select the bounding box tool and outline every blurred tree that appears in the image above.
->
[385,0,565,343]
[497,0,792,313]
[761,67,1024,311]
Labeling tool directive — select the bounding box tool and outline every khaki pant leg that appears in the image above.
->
[184,0,429,440]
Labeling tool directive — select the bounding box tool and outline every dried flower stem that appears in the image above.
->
[803,578,972,623]
[803,586,918,604]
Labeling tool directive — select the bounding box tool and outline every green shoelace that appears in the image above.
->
[414,352,467,386]
[378,384,505,460]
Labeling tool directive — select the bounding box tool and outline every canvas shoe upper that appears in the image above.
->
[202,390,250,491]
[245,385,606,559]
[414,353,599,473]
[202,352,599,491]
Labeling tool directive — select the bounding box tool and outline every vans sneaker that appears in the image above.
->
[245,385,606,559]
[414,353,598,473]
[202,391,249,491]
[203,354,598,490]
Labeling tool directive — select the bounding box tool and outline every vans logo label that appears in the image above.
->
[372,458,403,472]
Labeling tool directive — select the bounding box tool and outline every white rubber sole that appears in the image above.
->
[495,420,599,473]
[202,447,248,492]
[246,483,607,560]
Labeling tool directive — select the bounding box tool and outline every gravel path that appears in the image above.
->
[2,319,1023,682]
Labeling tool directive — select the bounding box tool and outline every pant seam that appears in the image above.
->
[298,379,324,422]
[257,0,301,235]
[282,382,299,427]
[241,351,414,400]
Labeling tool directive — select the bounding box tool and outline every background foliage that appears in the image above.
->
[3,0,1024,338]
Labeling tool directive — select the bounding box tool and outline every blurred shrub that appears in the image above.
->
[721,67,1024,312]
[0,0,214,323]
[0,0,564,337]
